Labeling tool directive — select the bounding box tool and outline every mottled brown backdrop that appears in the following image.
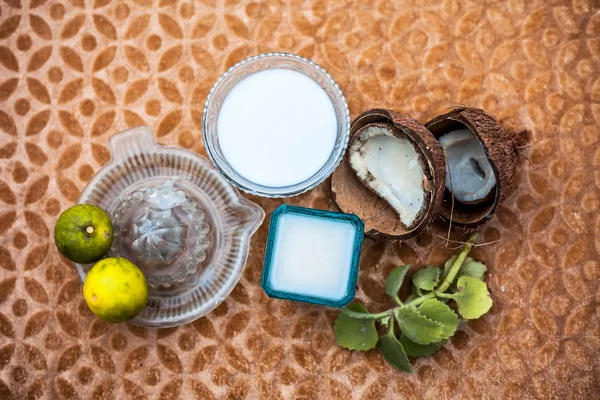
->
[0,0,599,398]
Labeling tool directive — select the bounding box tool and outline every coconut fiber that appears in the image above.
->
[0,0,599,398]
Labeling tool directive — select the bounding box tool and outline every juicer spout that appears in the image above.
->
[108,126,158,163]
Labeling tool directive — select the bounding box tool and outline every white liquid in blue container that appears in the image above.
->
[268,212,357,300]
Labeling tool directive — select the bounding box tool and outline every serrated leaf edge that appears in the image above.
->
[394,306,445,345]
[417,299,459,340]
[379,333,412,373]
[399,334,442,358]
[385,265,411,297]
[397,305,444,326]
[453,276,493,320]
[412,266,441,291]
[457,257,487,280]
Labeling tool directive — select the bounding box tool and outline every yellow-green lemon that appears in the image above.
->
[83,257,149,323]
[54,204,113,264]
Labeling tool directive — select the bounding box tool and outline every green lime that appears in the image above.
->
[83,257,149,323]
[54,204,113,264]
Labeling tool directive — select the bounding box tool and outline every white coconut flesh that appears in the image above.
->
[350,126,425,227]
[439,128,496,203]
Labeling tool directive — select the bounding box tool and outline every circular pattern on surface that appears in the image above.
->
[50,3,65,20]
[81,35,97,52]
[14,99,30,116]
[178,65,194,82]
[78,367,94,385]
[144,368,160,386]
[0,1,597,398]
[79,99,95,116]
[12,161,28,183]
[11,298,27,316]
[44,333,61,350]
[110,333,127,351]
[16,35,31,51]
[112,67,129,84]
[115,3,129,20]
[78,164,94,182]
[212,34,228,51]
[12,232,27,249]
[180,3,194,19]
[46,130,63,148]
[146,35,162,51]
[145,99,160,116]
[48,67,63,83]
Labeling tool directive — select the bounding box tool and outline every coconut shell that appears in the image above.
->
[331,109,446,240]
[425,107,518,229]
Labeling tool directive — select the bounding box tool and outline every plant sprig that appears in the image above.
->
[333,234,493,373]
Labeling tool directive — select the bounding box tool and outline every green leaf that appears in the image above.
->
[458,257,487,280]
[334,303,379,351]
[449,257,488,292]
[452,276,493,319]
[385,265,411,300]
[417,299,459,339]
[379,328,412,372]
[412,266,440,291]
[399,334,442,358]
[394,306,443,345]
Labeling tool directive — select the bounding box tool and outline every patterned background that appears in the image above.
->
[0,0,599,398]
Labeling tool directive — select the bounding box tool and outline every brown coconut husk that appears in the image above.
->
[331,108,446,240]
[425,107,518,229]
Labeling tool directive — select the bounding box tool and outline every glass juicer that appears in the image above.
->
[76,126,265,327]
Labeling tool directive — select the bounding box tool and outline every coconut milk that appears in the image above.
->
[268,212,357,300]
[217,69,338,187]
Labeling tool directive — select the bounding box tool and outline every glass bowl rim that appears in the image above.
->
[202,52,351,198]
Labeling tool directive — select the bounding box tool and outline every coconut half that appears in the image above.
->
[349,124,426,227]
[331,109,445,240]
[425,107,519,229]
[439,128,496,204]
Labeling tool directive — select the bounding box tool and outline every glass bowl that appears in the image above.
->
[76,126,265,327]
[202,52,350,198]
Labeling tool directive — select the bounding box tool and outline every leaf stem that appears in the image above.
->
[436,234,478,293]
[435,292,454,299]
[393,295,403,306]
[387,317,395,336]
[342,308,394,321]
[406,292,435,307]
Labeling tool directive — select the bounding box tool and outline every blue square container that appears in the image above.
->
[261,204,364,307]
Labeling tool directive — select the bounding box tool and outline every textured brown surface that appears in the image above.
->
[0,0,599,399]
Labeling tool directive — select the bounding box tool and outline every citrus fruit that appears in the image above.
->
[54,204,113,264]
[83,257,149,323]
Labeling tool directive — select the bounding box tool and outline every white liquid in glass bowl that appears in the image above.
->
[203,53,350,198]
[217,68,338,188]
